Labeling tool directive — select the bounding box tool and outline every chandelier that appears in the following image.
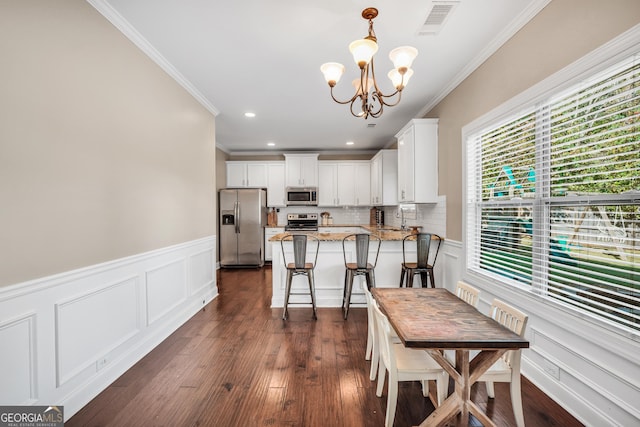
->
[320,7,418,119]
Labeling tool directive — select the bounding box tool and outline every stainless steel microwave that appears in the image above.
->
[286,187,318,206]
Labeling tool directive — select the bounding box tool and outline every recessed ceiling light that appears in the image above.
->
[267,142,275,147]
[346,141,355,145]
[244,112,256,118]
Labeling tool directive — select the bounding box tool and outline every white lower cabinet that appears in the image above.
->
[264,227,284,261]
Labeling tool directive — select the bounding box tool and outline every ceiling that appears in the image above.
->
[90,0,548,154]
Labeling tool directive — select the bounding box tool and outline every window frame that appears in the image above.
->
[462,25,640,340]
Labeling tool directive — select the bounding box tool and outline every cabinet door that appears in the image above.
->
[354,162,371,206]
[265,227,284,261]
[285,154,318,187]
[337,163,356,206]
[246,163,268,187]
[370,155,381,205]
[227,162,247,187]
[267,163,286,206]
[318,163,337,206]
[286,157,303,186]
[300,156,318,187]
[397,127,415,202]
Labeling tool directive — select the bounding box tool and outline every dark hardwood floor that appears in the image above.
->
[68,266,584,427]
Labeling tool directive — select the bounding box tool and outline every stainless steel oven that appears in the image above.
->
[286,187,318,206]
[285,213,319,231]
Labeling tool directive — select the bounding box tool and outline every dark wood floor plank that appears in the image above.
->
[67,266,584,427]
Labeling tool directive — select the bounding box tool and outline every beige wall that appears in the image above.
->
[428,0,640,241]
[0,1,216,287]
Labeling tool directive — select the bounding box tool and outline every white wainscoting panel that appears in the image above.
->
[189,248,214,295]
[0,236,217,421]
[145,259,187,326]
[0,313,36,404]
[55,276,139,386]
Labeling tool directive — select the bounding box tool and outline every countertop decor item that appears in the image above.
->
[321,212,331,226]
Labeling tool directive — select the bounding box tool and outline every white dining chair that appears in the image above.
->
[365,286,402,382]
[478,299,529,427]
[363,285,379,381]
[371,300,448,427]
[454,280,480,307]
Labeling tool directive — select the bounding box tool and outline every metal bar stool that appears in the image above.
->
[342,233,381,319]
[399,233,442,288]
[281,233,320,320]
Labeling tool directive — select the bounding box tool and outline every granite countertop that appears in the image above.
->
[268,225,416,242]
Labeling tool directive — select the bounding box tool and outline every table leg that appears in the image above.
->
[417,349,508,427]
[456,350,470,426]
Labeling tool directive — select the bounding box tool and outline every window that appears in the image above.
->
[466,53,640,333]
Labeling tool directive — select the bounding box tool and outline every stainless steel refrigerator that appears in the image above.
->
[219,188,267,267]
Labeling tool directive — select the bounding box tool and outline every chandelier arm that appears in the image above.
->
[378,89,403,107]
[369,91,384,117]
[368,57,402,105]
[350,97,367,118]
[329,86,360,105]
[369,57,382,94]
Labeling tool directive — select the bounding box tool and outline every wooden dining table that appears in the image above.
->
[371,287,529,427]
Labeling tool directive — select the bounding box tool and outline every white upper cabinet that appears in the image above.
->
[318,161,370,207]
[370,149,398,206]
[353,162,371,206]
[267,162,286,207]
[284,153,318,187]
[396,119,438,203]
[318,163,338,206]
[226,161,286,206]
[226,161,268,188]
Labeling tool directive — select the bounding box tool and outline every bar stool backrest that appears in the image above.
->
[355,234,370,268]
[281,234,319,270]
[343,233,381,269]
[402,233,442,268]
[292,235,307,269]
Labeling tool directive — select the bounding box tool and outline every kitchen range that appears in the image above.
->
[285,213,319,231]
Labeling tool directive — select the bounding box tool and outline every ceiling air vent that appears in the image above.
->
[418,1,459,35]
[367,123,376,128]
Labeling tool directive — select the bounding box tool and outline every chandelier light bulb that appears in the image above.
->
[320,62,346,87]
[349,38,378,69]
[352,78,375,95]
[388,68,414,90]
[389,46,418,73]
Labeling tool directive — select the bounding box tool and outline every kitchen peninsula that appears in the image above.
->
[270,227,442,309]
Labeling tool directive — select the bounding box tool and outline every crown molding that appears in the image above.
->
[87,0,219,116]
[416,0,552,117]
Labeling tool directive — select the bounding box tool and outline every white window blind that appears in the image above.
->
[467,54,640,332]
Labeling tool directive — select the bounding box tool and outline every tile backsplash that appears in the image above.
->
[269,197,446,237]
[381,196,446,237]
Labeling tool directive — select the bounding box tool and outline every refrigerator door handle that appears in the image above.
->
[235,201,240,234]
